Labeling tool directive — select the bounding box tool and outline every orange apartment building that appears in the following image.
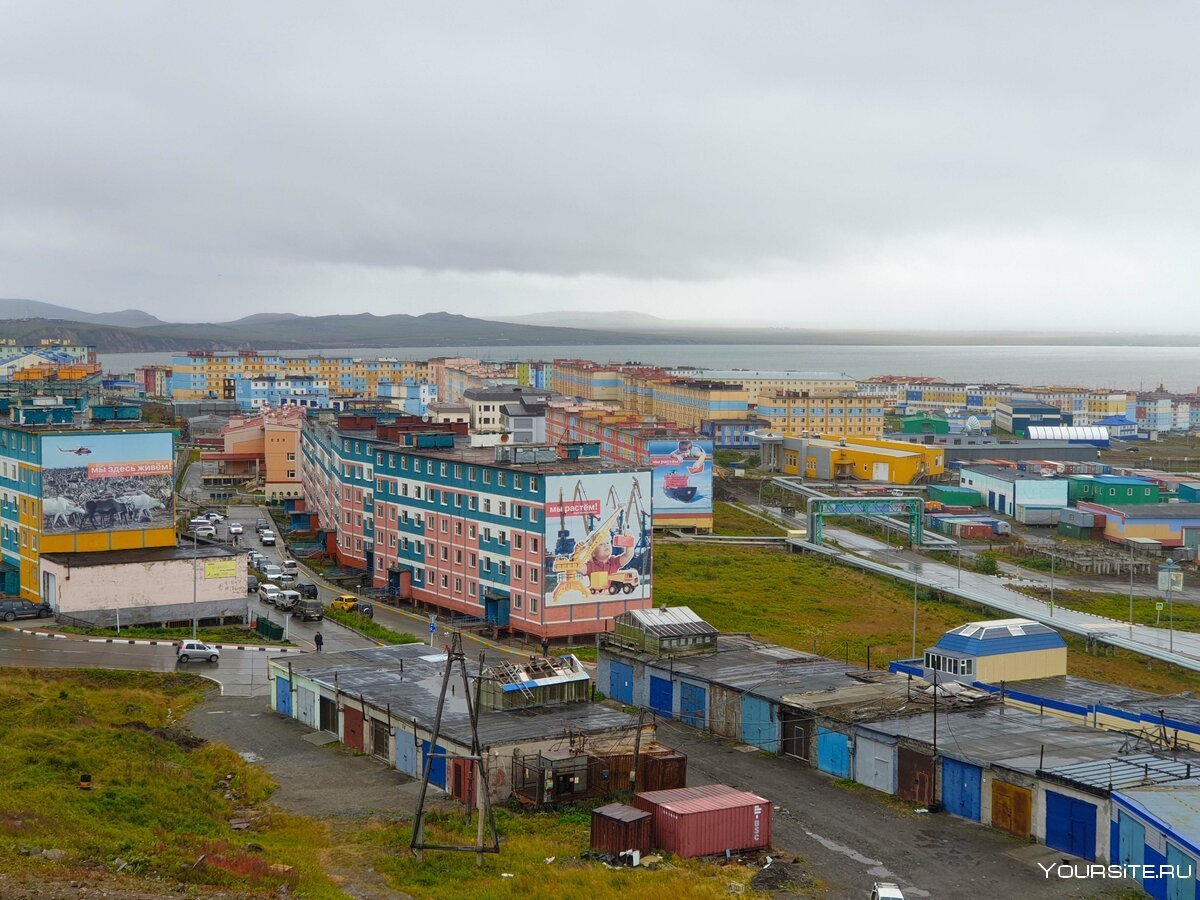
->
[201,407,305,500]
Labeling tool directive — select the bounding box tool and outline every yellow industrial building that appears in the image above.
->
[922,619,1067,684]
[756,434,944,484]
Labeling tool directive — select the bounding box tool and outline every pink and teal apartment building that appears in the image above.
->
[301,414,654,640]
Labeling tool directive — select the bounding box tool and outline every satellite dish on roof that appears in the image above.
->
[965,416,981,434]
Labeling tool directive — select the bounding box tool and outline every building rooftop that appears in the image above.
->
[283,643,639,747]
[1117,781,1200,853]
[1043,754,1200,793]
[398,443,648,474]
[1067,474,1154,486]
[42,543,238,567]
[607,633,860,702]
[936,619,1066,655]
[701,370,853,381]
[623,606,718,638]
[1084,503,1200,519]
[961,464,1057,483]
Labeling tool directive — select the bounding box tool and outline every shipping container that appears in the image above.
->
[586,749,687,795]
[591,803,653,856]
[928,485,982,506]
[1015,505,1061,526]
[634,784,771,858]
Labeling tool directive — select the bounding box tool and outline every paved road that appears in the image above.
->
[657,719,1135,900]
[0,628,279,696]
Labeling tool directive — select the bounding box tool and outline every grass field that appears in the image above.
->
[353,807,763,900]
[654,543,1200,694]
[0,669,344,897]
[0,669,769,898]
[712,501,783,536]
[322,607,423,645]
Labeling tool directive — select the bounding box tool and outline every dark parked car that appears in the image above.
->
[0,599,52,622]
[296,582,319,599]
[247,575,259,594]
[293,598,323,621]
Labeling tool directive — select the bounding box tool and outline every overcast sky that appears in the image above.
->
[1,3,1197,330]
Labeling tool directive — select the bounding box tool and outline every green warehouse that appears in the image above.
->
[1067,475,1159,507]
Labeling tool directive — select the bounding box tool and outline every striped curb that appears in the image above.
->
[5,626,302,653]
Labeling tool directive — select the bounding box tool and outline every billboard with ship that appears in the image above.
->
[648,438,713,517]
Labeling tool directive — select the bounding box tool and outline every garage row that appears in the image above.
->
[599,633,1200,896]
[268,643,650,804]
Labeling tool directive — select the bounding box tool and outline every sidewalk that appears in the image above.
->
[3,624,304,653]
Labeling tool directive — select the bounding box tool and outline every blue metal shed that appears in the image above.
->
[941,757,982,821]
[1045,790,1097,861]
[679,681,706,729]
[741,694,777,752]
[1113,781,1200,899]
[275,676,293,717]
[421,740,448,789]
[608,661,634,705]
[395,729,418,777]
[817,727,851,778]
[649,674,673,718]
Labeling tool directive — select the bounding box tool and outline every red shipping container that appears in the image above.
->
[634,784,771,858]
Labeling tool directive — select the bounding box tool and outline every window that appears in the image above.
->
[514,564,523,580]
[530,508,539,523]
[530,568,538,584]
[514,534,522,550]
[514,595,523,610]
[529,476,539,491]
[455,521,462,535]
[516,505,524,520]
[469,524,477,539]
[531,536,539,553]
[498,501,507,516]
[441,574,449,588]
[440,519,448,533]
[287,452,296,461]
[483,470,491,485]
[441,546,448,561]
[483,499,491,513]
[455,577,462,593]
[530,596,538,614]
[513,473,522,490]
[469,552,476,566]
[497,472,506,487]
[468,581,476,596]
[468,496,477,510]
[483,558,492,572]
[440,463,447,477]
[468,466,476,482]
[287,470,295,478]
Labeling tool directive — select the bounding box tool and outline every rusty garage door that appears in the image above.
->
[897,746,934,806]
[343,705,364,752]
[991,780,1032,839]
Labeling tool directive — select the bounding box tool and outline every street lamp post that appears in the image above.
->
[956,544,962,587]
[911,564,920,659]
[1160,559,1181,655]
[192,532,199,640]
[1049,553,1055,617]
[1129,542,1135,632]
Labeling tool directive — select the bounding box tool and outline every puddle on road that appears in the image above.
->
[800,828,930,898]
[239,751,262,763]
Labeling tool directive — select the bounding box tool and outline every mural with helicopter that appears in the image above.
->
[543,471,652,606]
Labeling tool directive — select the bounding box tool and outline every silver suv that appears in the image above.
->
[176,640,220,663]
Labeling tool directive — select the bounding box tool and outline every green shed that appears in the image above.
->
[902,413,950,435]
[928,485,982,507]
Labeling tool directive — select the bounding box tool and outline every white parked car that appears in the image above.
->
[871,884,905,900]
[258,584,281,605]
[193,525,216,539]
[275,590,300,611]
[281,558,298,575]
[176,640,220,663]
[188,516,211,529]
[204,511,226,523]
[228,522,244,535]
[260,530,277,546]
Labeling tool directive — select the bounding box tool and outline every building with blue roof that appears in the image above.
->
[921,618,1066,684]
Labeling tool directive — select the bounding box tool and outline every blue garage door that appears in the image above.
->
[679,682,706,729]
[275,676,292,717]
[941,758,981,821]
[421,740,448,789]
[1117,811,1145,869]
[649,675,673,718]
[817,728,850,778]
[609,661,633,705]
[741,695,776,751]
[395,729,418,777]
[1166,843,1195,900]
[1045,791,1097,861]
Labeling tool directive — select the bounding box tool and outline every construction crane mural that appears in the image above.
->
[544,471,652,606]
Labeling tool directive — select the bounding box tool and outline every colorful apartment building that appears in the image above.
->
[201,407,304,500]
[301,415,653,638]
[900,383,1015,414]
[546,402,713,530]
[134,365,173,398]
[753,391,887,438]
[649,380,749,429]
[427,357,518,403]
[757,434,944,484]
[551,359,625,402]
[0,340,96,383]
[0,423,177,599]
[169,351,428,401]
[701,370,856,398]
[233,374,332,410]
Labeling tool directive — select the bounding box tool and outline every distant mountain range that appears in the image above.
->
[0,300,1197,352]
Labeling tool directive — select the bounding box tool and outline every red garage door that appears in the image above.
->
[343,706,364,752]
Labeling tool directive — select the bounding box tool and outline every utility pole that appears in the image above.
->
[1049,553,1055,618]
[1129,541,1135,632]
[911,566,919,659]
[411,631,499,865]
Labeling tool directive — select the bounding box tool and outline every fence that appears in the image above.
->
[255,616,285,641]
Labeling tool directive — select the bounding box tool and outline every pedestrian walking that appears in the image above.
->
[540,636,550,657]
[314,631,323,652]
